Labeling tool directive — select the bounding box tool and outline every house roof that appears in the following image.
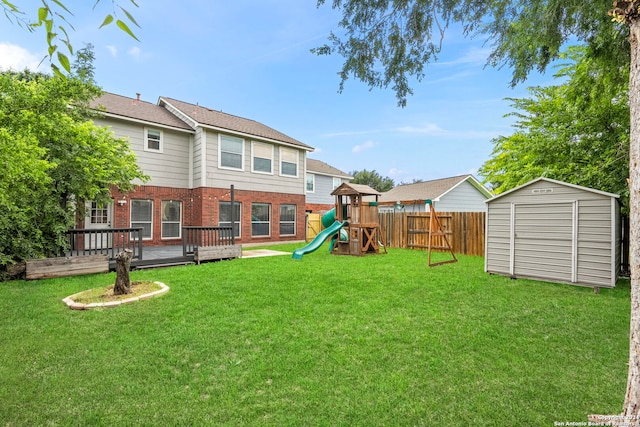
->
[91,92,194,132]
[331,183,381,196]
[306,158,352,179]
[379,174,492,203]
[486,177,620,203]
[159,97,313,151]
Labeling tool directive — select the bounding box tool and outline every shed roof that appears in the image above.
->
[379,174,491,203]
[159,97,313,150]
[486,177,620,203]
[331,183,381,196]
[306,158,352,179]
[91,92,194,132]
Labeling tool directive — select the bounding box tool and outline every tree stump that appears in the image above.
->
[114,249,133,295]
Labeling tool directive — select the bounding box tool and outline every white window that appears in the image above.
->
[333,177,341,189]
[219,135,244,170]
[161,200,181,239]
[131,200,153,240]
[144,128,163,152]
[280,204,296,236]
[306,174,315,192]
[219,201,241,238]
[252,142,273,174]
[280,147,298,177]
[251,203,271,237]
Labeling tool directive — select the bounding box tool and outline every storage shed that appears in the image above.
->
[485,177,620,288]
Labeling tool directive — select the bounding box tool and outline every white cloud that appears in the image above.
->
[352,140,376,153]
[128,46,142,60]
[0,43,43,71]
[396,123,444,135]
[106,45,118,57]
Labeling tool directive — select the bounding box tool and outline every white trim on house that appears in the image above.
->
[98,111,195,134]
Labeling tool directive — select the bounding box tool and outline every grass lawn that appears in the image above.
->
[0,244,630,426]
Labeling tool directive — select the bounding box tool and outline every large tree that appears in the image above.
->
[480,46,630,209]
[351,169,395,192]
[0,61,147,275]
[316,0,638,420]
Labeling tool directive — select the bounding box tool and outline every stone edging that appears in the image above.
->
[62,281,169,310]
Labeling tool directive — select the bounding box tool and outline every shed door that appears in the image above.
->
[512,202,575,283]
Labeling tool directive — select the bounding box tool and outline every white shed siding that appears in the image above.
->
[485,178,619,288]
[94,118,190,188]
[203,131,305,194]
[435,180,489,212]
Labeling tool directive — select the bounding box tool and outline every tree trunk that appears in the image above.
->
[114,249,133,295]
[624,18,640,420]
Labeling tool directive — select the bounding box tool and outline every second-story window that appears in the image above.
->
[306,174,315,192]
[219,135,244,170]
[144,128,163,153]
[252,142,273,174]
[280,147,298,177]
[333,177,341,189]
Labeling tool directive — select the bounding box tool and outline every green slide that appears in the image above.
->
[292,220,347,260]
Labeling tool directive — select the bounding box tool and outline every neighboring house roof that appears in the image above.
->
[486,177,620,203]
[332,182,381,196]
[159,97,313,151]
[306,158,352,179]
[379,174,492,203]
[92,92,194,132]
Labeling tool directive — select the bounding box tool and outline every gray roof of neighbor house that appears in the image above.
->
[159,97,313,150]
[306,159,352,179]
[379,174,492,203]
[91,92,194,131]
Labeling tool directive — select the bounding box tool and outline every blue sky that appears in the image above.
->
[0,1,561,184]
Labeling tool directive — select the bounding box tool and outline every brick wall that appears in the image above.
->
[109,185,306,246]
[305,203,335,213]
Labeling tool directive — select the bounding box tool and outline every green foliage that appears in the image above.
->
[0,66,147,272]
[0,0,140,75]
[315,0,628,106]
[479,46,630,210]
[0,250,628,424]
[350,169,395,192]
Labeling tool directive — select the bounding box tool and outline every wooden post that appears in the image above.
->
[114,249,133,295]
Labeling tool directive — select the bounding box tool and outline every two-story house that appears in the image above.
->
[89,92,313,246]
[305,159,352,213]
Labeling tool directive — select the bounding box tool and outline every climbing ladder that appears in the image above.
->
[426,200,458,267]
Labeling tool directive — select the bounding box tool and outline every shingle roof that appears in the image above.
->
[379,175,491,203]
[332,183,381,196]
[91,92,194,131]
[160,97,313,150]
[306,158,352,178]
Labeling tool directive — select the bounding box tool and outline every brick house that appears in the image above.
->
[88,92,314,246]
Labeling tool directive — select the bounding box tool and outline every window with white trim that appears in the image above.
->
[144,128,163,152]
[251,203,270,237]
[280,147,298,177]
[252,141,273,174]
[131,200,153,240]
[306,174,315,192]
[161,200,181,239]
[279,204,296,236]
[219,134,244,170]
[333,177,341,189]
[219,201,241,238]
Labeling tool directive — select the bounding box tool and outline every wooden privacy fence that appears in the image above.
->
[379,211,486,256]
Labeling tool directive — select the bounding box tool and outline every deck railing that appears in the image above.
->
[182,226,235,256]
[65,228,144,260]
